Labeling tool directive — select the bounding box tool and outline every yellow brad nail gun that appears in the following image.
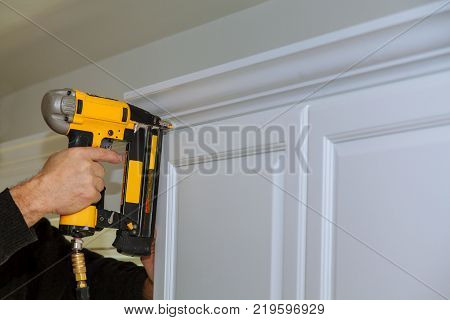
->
[41,88,171,299]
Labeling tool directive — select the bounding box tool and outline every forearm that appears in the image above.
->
[10,174,49,227]
[0,172,50,264]
[0,188,37,265]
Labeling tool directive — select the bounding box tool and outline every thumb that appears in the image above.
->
[82,147,123,164]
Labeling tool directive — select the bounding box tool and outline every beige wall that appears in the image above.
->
[0,0,432,142]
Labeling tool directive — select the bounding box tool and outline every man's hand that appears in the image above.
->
[141,237,156,299]
[10,147,122,227]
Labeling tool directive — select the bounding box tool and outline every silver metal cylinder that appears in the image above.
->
[41,88,76,135]
[71,237,83,251]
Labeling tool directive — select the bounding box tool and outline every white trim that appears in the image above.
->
[125,2,450,126]
[319,138,336,299]
[270,157,285,299]
[297,105,309,299]
[163,163,178,300]
[125,2,449,100]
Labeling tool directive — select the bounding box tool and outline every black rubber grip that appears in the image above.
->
[113,231,151,256]
[68,129,93,148]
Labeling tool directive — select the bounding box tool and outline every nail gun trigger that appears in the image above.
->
[96,209,120,229]
[108,212,114,225]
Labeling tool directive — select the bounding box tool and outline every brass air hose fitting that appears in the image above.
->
[71,238,90,299]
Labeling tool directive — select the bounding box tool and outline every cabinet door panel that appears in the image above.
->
[306,70,450,299]
[175,154,277,299]
[155,107,307,299]
[334,128,450,299]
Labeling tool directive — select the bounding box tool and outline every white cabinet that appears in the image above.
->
[144,70,450,300]
[124,5,450,299]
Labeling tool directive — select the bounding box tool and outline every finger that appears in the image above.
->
[151,230,156,250]
[93,176,105,192]
[81,148,122,164]
[93,190,102,203]
[91,162,105,178]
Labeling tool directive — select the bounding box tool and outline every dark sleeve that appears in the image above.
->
[0,188,37,265]
[84,247,148,300]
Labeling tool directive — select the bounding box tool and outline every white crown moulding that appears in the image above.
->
[1,2,449,169]
[124,2,450,126]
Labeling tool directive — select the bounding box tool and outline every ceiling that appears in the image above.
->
[0,0,267,97]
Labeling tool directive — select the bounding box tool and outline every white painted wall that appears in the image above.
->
[0,0,432,142]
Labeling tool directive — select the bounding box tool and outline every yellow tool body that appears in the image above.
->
[42,88,171,248]
[70,90,135,145]
[60,91,134,231]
